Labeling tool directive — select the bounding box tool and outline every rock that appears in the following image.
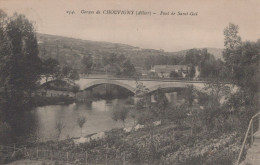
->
[123,127,132,133]
[134,124,145,130]
[74,137,90,144]
[91,132,105,140]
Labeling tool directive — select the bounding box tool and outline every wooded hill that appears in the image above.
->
[37,33,223,68]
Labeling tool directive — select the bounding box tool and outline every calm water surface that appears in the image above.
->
[29,99,134,142]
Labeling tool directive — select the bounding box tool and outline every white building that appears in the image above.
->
[151,65,190,78]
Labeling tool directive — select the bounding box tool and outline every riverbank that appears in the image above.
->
[2,120,242,165]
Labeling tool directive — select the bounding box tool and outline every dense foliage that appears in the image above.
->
[0,13,42,106]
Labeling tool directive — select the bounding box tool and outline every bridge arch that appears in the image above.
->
[80,79,136,93]
[148,82,205,93]
[76,78,207,95]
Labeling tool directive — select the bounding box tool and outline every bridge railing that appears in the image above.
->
[80,74,230,83]
[236,112,260,165]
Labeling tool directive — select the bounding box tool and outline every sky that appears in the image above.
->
[0,0,259,52]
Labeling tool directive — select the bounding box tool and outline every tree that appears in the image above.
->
[188,65,196,78]
[184,108,204,135]
[61,65,72,78]
[199,51,219,78]
[134,81,158,159]
[185,49,201,65]
[112,105,129,127]
[69,69,80,81]
[77,116,86,137]
[222,23,242,77]
[103,53,119,74]
[135,81,150,110]
[102,53,137,78]
[153,88,168,119]
[72,85,80,97]
[223,23,259,107]
[0,11,11,88]
[81,54,93,74]
[0,13,42,108]
[223,23,242,51]
[122,59,136,78]
[170,71,179,78]
[42,58,60,83]
[184,85,195,111]
[184,48,222,79]
[182,86,196,133]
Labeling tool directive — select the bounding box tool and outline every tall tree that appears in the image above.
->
[122,59,136,78]
[223,23,242,75]
[188,65,196,78]
[223,23,242,51]
[0,11,11,88]
[223,23,259,106]
[81,54,93,74]
[0,13,42,104]
[42,58,60,82]
[185,49,201,65]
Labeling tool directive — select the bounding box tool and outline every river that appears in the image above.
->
[11,98,135,143]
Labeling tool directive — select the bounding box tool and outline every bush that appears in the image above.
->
[137,110,154,125]
[174,132,184,140]
[165,104,188,123]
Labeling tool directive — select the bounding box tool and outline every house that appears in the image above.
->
[151,65,190,78]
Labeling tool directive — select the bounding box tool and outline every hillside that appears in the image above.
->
[36,33,223,68]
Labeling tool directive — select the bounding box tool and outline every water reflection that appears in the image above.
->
[28,98,135,142]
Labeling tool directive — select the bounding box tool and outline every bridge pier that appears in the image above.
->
[172,92,178,104]
[165,92,178,104]
[151,95,156,103]
[134,96,139,105]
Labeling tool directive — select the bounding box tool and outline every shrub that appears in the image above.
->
[77,116,86,137]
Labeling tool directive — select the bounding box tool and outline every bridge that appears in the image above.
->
[75,77,207,94]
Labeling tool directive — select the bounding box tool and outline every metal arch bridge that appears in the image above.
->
[75,77,208,93]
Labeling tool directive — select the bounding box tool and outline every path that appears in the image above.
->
[241,131,260,165]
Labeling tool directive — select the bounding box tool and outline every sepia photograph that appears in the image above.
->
[0,0,259,164]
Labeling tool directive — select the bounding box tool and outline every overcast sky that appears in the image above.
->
[1,0,259,51]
